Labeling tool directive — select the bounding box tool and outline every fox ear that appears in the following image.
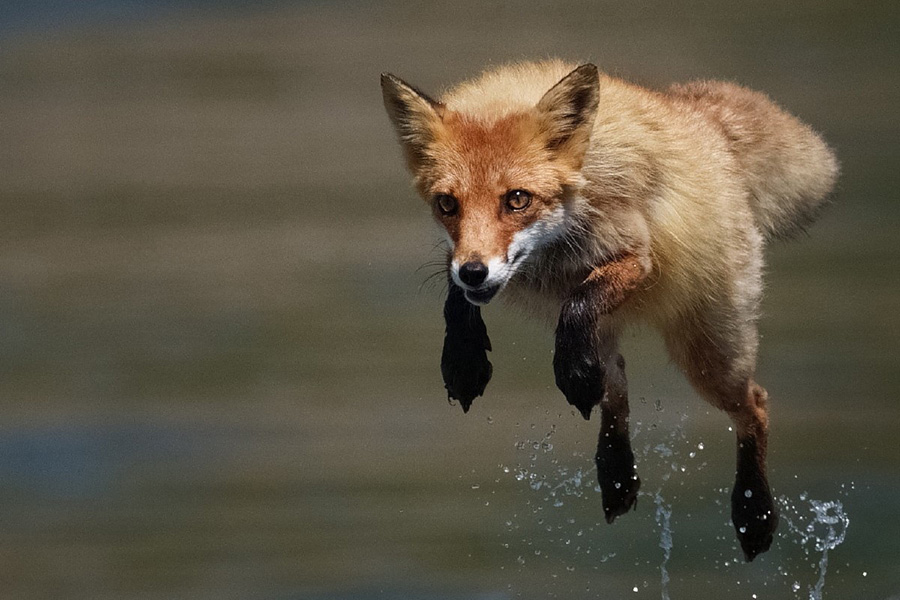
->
[536,64,600,163]
[381,73,445,170]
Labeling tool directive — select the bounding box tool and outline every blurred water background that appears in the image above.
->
[0,1,898,599]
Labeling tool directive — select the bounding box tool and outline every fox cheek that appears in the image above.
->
[508,206,569,262]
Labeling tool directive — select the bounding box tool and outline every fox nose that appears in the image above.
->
[458,261,489,287]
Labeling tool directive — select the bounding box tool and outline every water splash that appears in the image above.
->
[509,424,598,504]
[502,414,699,599]
[500,416,851,599]
[653,491,673,600]
[779,495,850,600]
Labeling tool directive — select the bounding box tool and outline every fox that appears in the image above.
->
[380,60,838,561]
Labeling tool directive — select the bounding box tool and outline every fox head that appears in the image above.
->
[381,64,600,305]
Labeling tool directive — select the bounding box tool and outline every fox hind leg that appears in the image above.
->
[664,311,778,561]
[729,381,777,561]
[554,315,640,521]
[556,332,640,523]
[595,352,641,523]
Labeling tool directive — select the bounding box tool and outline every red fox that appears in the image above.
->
[381,60,838,561]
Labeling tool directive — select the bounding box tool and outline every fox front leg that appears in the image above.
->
[553,255,649,419]
[441,282,493,412]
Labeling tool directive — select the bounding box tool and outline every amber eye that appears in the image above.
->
[435,194,458,216]
[505,189,532,211]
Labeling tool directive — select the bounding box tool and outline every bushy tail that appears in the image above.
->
[670,81,839,239]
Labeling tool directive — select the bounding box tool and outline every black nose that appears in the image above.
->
[458,261,489,287]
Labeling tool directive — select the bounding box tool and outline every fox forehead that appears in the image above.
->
[421,112,566,198]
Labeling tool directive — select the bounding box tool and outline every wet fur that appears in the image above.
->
[382,60,838,561]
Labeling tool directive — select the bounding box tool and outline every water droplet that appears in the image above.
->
[615,482,622,489]
[791,581,801,592]
[739,526,747,533]
[632,586,639,593]
[744,489,753,498]
[471,484,480,490]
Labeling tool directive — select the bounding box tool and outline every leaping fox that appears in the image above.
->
[380,60,837,561]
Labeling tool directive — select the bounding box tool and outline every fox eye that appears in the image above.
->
[505,189,533,211]
[435,194,458,216]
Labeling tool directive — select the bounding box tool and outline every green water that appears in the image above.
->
[0,1,898,599]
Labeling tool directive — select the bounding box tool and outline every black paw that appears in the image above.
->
[441,332,492,412]
[731,479,778,561]
[596,431,640,523]
[553,350,606,420]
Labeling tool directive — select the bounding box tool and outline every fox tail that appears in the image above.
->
[670,81,839,239]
